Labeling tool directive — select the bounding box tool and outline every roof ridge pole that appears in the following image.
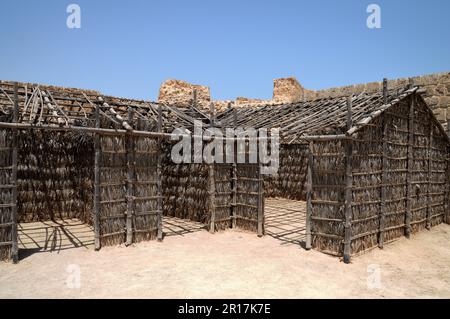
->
[343,95,353,264]
[379,78,388,249]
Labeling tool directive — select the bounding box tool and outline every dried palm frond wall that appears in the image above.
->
[96,133,161,247]
[308,94,450,258]
[309,140,346,256]
[17,130,93,224]
[264,144,308,200]
[161,139,264,235]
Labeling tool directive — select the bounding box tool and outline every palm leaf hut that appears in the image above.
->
[217,79,450,263]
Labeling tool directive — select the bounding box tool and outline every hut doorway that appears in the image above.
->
[17,130,95,259]
[264,198,307,248]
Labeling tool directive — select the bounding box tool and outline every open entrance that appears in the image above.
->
[264,198,306,247]
[17,129,95,260]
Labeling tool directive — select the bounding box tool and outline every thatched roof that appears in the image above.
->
[216,85,450,144]
[0,80,209,132]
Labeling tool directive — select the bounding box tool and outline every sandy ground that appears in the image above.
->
[1,223,450,298]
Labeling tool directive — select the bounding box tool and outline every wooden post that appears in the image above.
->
[11,82,19,263]
[231,106,237,229]
[379,79,388,249]
[343,96,353,264]
[156,104,163,241]
[94,102,101,250]
[426,121,433,230]
[257,136,264,237]
[305,141,313,250]
[125,108,134,246]
[208,164,216,233]
[405,94,415,238]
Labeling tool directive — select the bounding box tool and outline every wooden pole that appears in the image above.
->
[11,82,19,263]
[93,102,101,250]
[343,96,353,264]
[125,108,134,246]
[426,120,433,230]
[305,141,313,250]
[156,104,163,241]
[257,136,264,237]
[231,106,237,229]
[379,79,388,249]
[208,164,216,233]
[405,94,415,238]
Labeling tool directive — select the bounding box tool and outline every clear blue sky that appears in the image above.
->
[1,0,449,101]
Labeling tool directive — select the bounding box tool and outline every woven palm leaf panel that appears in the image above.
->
[132,135,160,242]
[99,135,127,246]
[17,130,93,224]
[235,163,260,232]
[427,115,448,227]
[0,129,13,261]
[350,116,382,255]
[382,100,409,242]
[264,144,308,200]
[162,150,209,224]
[310,140,345,256]
[214,163,233,231]
[411,97,432,233]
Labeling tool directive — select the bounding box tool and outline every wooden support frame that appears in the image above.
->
[10,82,19,263]
[305,141,313,250]
[343,96,353,264]
[93,103,101,250]
[405,94,415,238]
[156,104,164,241]
[125,108,135,246]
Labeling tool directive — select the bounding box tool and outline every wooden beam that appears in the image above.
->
[405,94,415,238]
[125,108,135,246]
[305,141,313,250]
[343,96,353,264]
[157,104,164,241]
[11,82,19,263]
[93,103,101,250]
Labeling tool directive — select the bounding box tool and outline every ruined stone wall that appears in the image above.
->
[158,79,210,108]
[157,72,450,130]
